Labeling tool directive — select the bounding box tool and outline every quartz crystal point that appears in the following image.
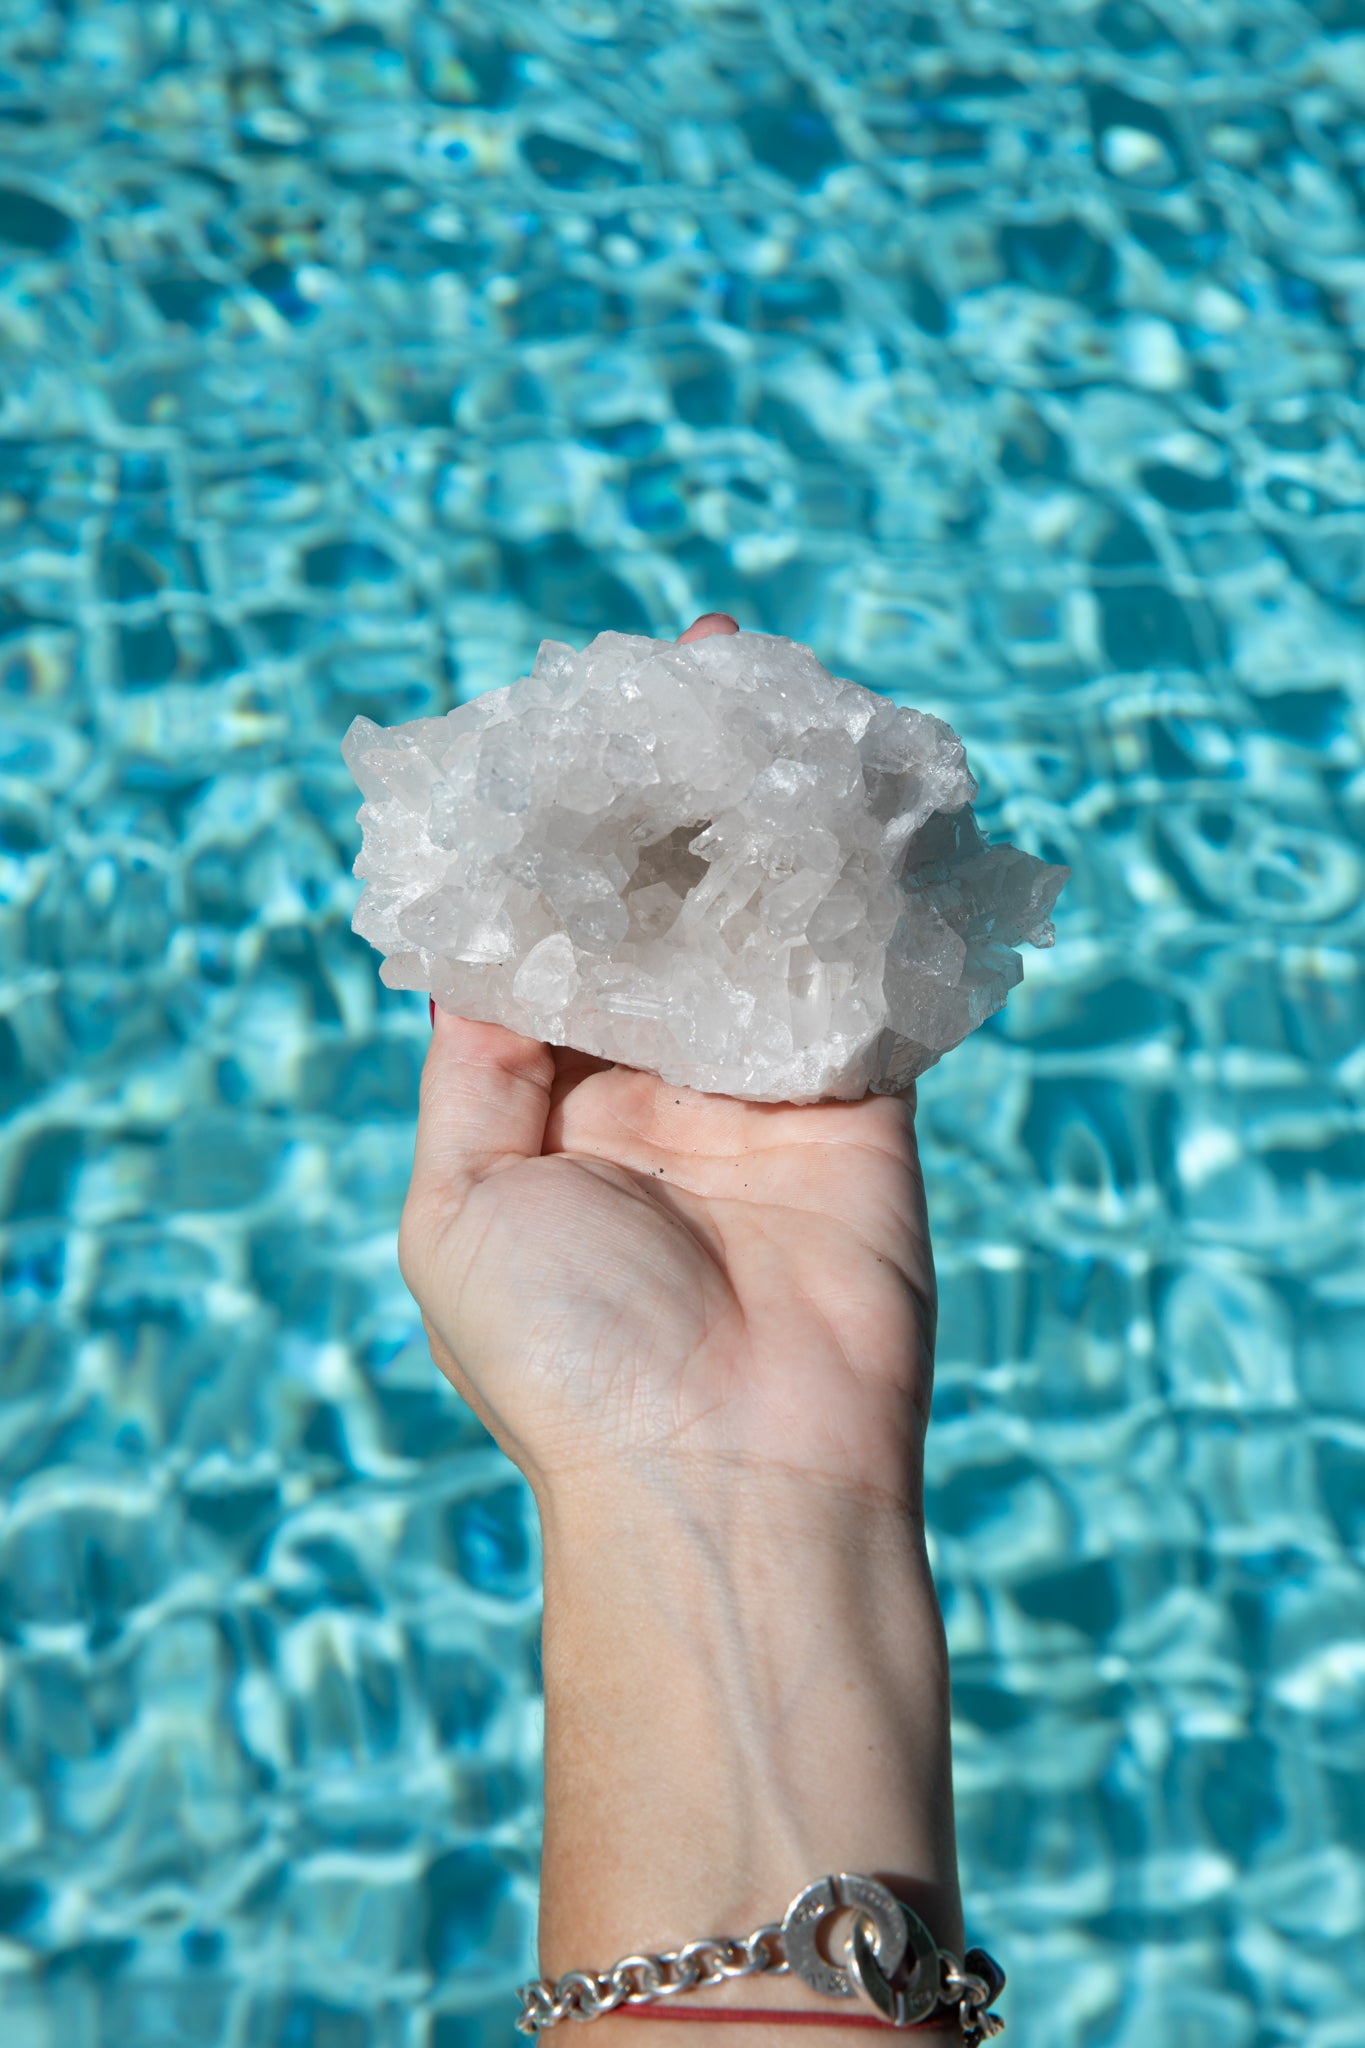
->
[342,630,1070,1105]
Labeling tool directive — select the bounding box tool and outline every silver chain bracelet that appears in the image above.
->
[515,1873,1006,2040]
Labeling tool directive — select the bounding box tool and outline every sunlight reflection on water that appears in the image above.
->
[1,3,1363,2044]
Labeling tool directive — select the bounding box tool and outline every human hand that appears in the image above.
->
[398,614,937,1518]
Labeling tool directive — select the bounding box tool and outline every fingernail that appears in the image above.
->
[429,997,436,1028]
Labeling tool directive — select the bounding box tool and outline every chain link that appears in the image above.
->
[515,1923,787,2033]
[514,1888,1005,2040]
[943,1949,1008,2044]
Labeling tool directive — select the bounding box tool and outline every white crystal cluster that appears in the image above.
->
[343,630,1070,1104]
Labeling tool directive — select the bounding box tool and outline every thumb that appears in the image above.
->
[408,1007,556,1222]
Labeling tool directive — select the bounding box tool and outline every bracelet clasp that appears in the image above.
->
[781,1875,940,2025]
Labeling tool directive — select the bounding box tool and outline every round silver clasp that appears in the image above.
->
[780,1874,909,2001]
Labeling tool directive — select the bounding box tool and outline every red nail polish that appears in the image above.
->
[429,997,436,1027]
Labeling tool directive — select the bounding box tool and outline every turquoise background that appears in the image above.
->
[2,2,1364,2044]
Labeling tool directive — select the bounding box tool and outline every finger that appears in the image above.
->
[677,612,739,643]
[552,1044,615,1084]
[547,1043,615,1120]
[411,1008,556,1215]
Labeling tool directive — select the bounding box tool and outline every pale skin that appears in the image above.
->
[399,614,968,2043]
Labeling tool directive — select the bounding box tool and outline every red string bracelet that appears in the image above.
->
[604,2008,952,2029]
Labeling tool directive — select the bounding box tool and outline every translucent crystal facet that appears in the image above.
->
[342,631,1070,1104]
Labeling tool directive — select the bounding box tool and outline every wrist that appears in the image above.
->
[532,1445,930,1548]
[534,1468,962,1985]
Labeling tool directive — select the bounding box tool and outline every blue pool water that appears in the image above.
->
[2,2,1364,2043]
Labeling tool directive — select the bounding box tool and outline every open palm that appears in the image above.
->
[401,1014,937,1519]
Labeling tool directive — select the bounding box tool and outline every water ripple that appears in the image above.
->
[1,1,1363,2043]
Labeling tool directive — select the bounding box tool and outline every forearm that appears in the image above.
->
[534,1466,964,2046]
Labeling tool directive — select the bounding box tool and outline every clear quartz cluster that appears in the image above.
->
[343,630,1070,1104]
